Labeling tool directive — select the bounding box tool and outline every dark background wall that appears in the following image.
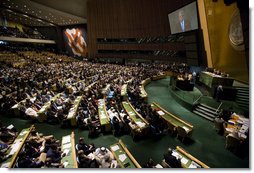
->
[86,0,203,65]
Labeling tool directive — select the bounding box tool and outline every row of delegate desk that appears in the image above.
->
[0,125,142,169]
[163,146,209,168]
[0,126,78,168]
[150,102,193,138]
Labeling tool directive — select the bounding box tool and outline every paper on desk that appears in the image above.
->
[111,145,120,151]
[181,157,188,165]
[62,143,71,149]
[172,151,180,158]
[63,149,70,156]
[63,161,69,168]
[118,154,127,162]
[182,126,189,132]
[188,163,197,168]
[19,130,29,136]
[157,110,165,116]
[62,135,71,144]
[1,162,10,168]
[7,124,14,130]
[129,112,135,116]
[7,139,22,156]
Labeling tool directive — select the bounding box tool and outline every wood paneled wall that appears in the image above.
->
[87,0,195,61]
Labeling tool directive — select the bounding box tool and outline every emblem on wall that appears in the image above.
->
[228,10,245,51]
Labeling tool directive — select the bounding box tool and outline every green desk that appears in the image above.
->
[37,93,61,122]
[98,99,111,132]
[151,73,166,81]
[173,146,209,168]
[0,125,34,168]
[61,132,78,168]
[139,78,151,100]
[110,140,141,168]
[67,96,82,126]
[150,102,193,135]
[199,71,234,88]
[122,101,148,130]
[121,84,127,100]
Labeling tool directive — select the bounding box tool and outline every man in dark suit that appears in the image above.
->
[176,10,191,32]
[163,148,182,168]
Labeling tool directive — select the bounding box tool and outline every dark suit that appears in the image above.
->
[164,153,182,168]
[175,19,191,32]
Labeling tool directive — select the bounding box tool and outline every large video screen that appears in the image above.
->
[168,2,198,34]
[63,27,88,57]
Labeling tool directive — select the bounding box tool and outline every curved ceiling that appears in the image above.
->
[0,0,87,27]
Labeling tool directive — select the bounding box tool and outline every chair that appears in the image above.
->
[167,123,176,136]
[176,126,188,143]
[161,159,171,168]
[225,134,241,153]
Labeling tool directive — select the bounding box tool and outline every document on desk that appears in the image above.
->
[157,110,165,116]
[62,135,71,144]
[63,161,69,168]
[181,157,189,165]
[182,126,189,132]
[172,151,180,158]
[1,162,10,168]
[20,130,29,136]
[63,149,70,156]
[119,154,127,162]
[111,145,120,151]
[62,143,71,149]
[7,138,22,157]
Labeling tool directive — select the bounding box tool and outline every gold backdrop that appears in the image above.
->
[204,0,248,83]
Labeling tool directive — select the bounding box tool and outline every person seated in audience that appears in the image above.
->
[94,147,114,168]
[17,151,45,168]
[77,137,95,155]
[143,158,156,168]
[163,148,182,168]
[44,157,64,168]
[46,145,65,163]
[77,150,99,168]
[0,122,17,144]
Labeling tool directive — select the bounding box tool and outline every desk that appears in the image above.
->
[151,73,166,81]
[225,114,249,140]
[199,71,234,88]
[173,146,209,168]
[37,93,61,122]
[139,78,151,100]
[0,125,34,168]
[67,96,82,126]
[150,102,193,135]
[121,84,128,100]
[98,99,111,132]
[122,101,149,132]
[172,78,194,91]
[110,140,141,168]
[61,132,78,168]
[101,84,111,96]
